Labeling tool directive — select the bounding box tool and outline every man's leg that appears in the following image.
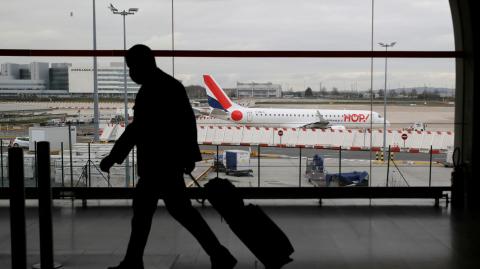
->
[163,172,236,268]
[122,178,159,265]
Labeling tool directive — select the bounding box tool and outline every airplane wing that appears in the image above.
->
[300,110,330,128]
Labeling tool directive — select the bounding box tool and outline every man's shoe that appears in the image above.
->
[211,247,237,269]
[107,260,144,269]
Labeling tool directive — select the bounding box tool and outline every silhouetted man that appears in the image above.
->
[100,44,237,269]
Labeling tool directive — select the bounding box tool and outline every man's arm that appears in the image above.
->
[100,121,137,173]
[110,121,137,163]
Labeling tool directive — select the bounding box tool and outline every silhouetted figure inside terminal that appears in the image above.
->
[100,44,237,269]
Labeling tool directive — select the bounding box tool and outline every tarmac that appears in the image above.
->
[194,157,451,188]
[0,101,455,131]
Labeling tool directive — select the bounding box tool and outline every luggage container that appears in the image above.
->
[223,150,253,176]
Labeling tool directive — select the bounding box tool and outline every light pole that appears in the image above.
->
[378,41,396,160]
[92,0,99,142]
[109,3,138,187]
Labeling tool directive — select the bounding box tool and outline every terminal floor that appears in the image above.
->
[1,200,480,269]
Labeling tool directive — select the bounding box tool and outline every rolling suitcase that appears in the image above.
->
[189,175,294,268]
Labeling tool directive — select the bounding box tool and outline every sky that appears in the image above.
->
[0,0,455,91]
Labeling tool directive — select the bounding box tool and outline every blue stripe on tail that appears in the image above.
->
[208,96,227,111]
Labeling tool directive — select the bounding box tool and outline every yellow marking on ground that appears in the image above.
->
[373,160,443,167]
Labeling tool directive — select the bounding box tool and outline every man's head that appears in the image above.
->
[126,44,157,84]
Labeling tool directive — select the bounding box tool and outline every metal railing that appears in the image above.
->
[0,140,451,190]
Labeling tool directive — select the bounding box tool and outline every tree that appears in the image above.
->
[320,87,327,96]
[418,90,428,100]
[388,90,398,98]
[331,87,339,96]
[377,89,385,98]
[410,88,418,98]
[185,85,207,99]
[304,87,313,97]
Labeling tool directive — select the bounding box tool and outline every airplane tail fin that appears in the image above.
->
[203,74,240,111]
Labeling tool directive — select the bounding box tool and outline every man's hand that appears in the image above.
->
[184,161,196,174]
[100,155,115,173]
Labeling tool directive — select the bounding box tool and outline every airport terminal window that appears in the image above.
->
[0,0,456,191]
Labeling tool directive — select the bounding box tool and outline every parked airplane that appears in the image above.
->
[201,74,389,129]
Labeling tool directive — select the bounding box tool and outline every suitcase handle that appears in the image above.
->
[188,173,206,206]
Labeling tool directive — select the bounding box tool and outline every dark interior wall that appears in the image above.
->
[450,0,480,209]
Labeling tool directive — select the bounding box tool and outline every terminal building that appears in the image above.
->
[236,81,282,98]
[0,62,71,95]
[0,62,139,97]
[49,63,71,92]
[68,63,139,97]
[0,62,49,94]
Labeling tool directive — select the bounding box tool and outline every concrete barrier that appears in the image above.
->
[442,132,454,149]
[430,131,444,150]
[314,129,330,148]
[88,124,455,152]
[385,130,396,148]
[391,130,403,147]
[330,129,344,148]
[273,128,298,146]
[249,127,274,145]
[371,130,384,148]
[212,126,226,145]
[352,130,370,149]
[298,128,316,147]
[197,126,207,144]
[409,131,424,150]
[231,126,244,145]
[241,127,256,145]
[221,126,237,145]
[342,130,355,148]
[204,126,216,144]
[422,131,435,150]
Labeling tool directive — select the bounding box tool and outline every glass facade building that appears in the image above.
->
[237,82,282,98]
[68,65,139,96]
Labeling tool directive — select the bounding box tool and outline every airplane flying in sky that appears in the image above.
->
[201,74,389,129]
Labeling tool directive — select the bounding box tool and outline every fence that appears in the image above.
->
[1,141,452,191]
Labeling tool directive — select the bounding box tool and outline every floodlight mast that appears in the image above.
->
[108,3,138,187]
[378,41,396,164]
[92,0,99,142]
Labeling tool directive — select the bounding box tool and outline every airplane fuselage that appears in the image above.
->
[202,74,388,129]
[215,107,387,129]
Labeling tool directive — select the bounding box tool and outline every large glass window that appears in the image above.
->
[0,0,456,190]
